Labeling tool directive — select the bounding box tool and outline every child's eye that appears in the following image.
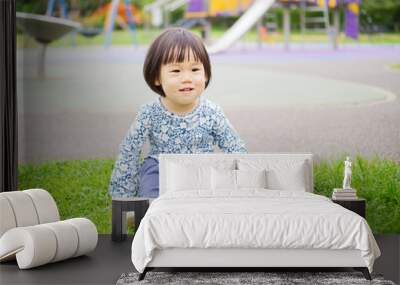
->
[192,68,200,72]
[171,70,180,73]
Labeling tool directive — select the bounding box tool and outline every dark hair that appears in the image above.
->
[143,28,212,97]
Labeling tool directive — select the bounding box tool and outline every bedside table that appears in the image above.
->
[332,198,366,218]
[112,198,150,242]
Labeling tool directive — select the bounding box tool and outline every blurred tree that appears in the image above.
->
[16,0,47,14]
[360,0,400,32]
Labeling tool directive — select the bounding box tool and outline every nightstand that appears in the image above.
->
[112,198,150,242]
[332,198,366,218]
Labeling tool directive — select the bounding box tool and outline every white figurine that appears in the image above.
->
[342,156,352,190]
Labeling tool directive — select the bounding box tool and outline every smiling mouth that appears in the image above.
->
[179,88,194,92]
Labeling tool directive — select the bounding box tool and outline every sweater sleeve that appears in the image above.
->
[109,105,151,198]
[212,104,247,153]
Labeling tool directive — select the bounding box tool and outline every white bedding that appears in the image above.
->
[131,190,380,273]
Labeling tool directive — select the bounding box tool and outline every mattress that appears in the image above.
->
[131,190,380,273]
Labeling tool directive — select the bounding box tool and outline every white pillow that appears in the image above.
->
[167,162,212,192]
[236,169,268,189]
[238,159,307,191]
[212,168,237,190]
[266,167,306,191]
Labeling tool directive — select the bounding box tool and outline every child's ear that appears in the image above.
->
[154,78,160,86]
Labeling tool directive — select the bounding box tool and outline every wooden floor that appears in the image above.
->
[1,234,399,285]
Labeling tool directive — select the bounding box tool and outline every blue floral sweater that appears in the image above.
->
[109,97,247,198]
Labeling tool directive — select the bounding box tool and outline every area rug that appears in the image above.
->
[116,271,396,285]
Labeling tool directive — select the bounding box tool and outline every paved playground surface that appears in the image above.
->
[17,42,400,163]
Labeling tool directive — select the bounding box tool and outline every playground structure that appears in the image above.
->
[17,0,362,56]
[191,0,361,53]
[16,0,143,77]
[144,0,190,28]
[46,0,141,46]
[16,12,81,77]
[85,0,142,46]
[145,0,361,53]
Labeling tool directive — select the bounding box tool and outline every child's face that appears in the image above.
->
[155,49,207,107]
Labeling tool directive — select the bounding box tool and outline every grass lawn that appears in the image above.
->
[391,64,400,70]
[18,159,114,234]
[18,156,400,234]
[17,28,400,48]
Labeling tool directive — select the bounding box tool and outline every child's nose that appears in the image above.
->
[181,71,192,82]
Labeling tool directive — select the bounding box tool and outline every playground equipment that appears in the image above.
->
[46,0,99,37]
[102,0,140,47]
[16,0,81,77]
[279,0,335,51]
[16,12,81,77]
[178,0,362,53]
[16,0,142,77]
[206,0,275,53]
[144,0,190,28]
[185,0,253,18]
[144,0,170,28]
[46,0,141,46]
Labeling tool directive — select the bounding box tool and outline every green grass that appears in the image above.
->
[314,155,400,234]
[18,159,115,234]
[18,156,400,234]
[16,28,400,48]
[391,64,400,70]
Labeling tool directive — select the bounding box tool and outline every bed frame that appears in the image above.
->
[141,248,371,280]
[138,153,372,281]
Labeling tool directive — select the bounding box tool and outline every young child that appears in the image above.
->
[109,28,246,199]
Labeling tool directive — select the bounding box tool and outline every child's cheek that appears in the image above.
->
[194,73,206,81]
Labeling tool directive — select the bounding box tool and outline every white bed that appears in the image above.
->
[131,153,381,281]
